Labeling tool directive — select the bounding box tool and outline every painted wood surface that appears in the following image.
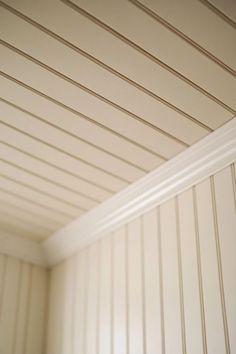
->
[0,255,48,354]
[46,163,236,354]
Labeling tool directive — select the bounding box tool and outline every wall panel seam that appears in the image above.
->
[44,269,50,354]
[210,177,231,354]
[175,197,187,354]
[83,250,89,354]
[230,164,236,213]
[110,236,114,354]
[23,265,33,354]
[70,257,77,354]
[140,216,147,354]
[157,207,165,354]
[12,260,22,354]
[0,255,7,323]
[193,187,208,354]
[125,225,130,354]
[96,242,101,354]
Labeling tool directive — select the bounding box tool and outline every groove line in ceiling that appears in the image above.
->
[0,0,205,129]
[61,0,236,113]
[128,0,236,75]
[0,175,85,217]
[0,2,218,132]
[0,188,73,224]
[0,173,89,212]
[198,0,236,28]
[0,199,66,228]
[0,219,52,240]
[0,142,116,195]
[0,125,139,192]
[1,70,187,163]
[0,90,167,168]
[0,37,213,134]
[0,220,50,240]
[0,0,235,241]
[0,41,192,148]
[0,71,175,162]
[0,0,234,116]
[0,209,55,233]
[0,158,101,204]
[0,187,76,219]
[0,159,99,211]
[0,120,133,184]
[0,96,151,173]
[0,86,168,165]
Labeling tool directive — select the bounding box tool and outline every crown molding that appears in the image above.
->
[0,118,236,267]
[0,231,48,267]
[1,118,235,267]
[42,117,236,266]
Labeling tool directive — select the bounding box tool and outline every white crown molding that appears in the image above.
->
[42,117,236,266]
[1,118,235,267]
[0,231,48,267]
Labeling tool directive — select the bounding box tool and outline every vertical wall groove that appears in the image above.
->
[0,256,48,354]
[96,242,101,354]
[230,164,236,213]
[140,216,147,354]
[83,250,89,354]
[210,177,231,354]
[157,207,165,354]
[110,235,114,354]
[125,225,130,354]
[193,187,208,354]
[44,164,236,354]
[43,268,50,354]
[70,256,77,354]
[12,261,22,354]
[175,197,187,354]
[0,255,6,322]
[22,265,32,354]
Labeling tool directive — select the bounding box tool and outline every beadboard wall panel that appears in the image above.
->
[0,255,49,354]
[46,163,236,354]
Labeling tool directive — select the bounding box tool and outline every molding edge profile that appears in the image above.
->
[43,117,236,266]
[0,231,48,267]
[0,118,235,267]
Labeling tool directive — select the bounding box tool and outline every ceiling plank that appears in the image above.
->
[0,99,146,181]
[133,0,236,71]
[0,8,212,144]
[0,160,98,210]
[0,189,73,225]
[0,123,129,191]
[0,0,232,122]
[0,142,112,201]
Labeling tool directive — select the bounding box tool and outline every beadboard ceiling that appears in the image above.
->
[0,0,235,242]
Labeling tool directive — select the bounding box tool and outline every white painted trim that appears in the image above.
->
[0,231,48,267]
[0,118,235,267]
[43,117,236,266]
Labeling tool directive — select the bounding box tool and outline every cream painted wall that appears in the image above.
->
[46,163,236,354]
[0,254,48,354]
